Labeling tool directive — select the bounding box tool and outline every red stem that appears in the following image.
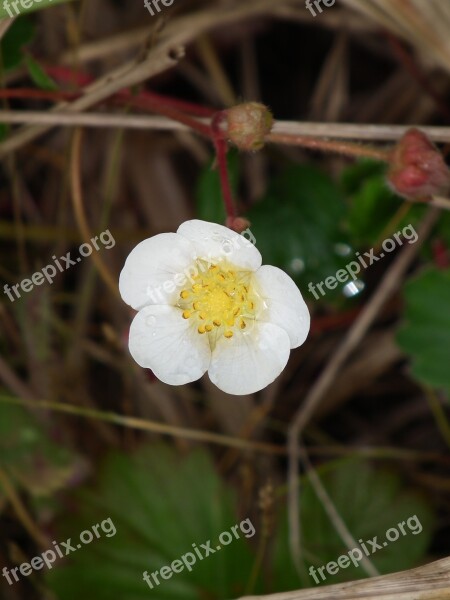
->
[211,112,236,220]
[118,91,212,137]
[213,136,236,219]
[137,90,216,118]
[44,64,216,117]
[0,89,77,101]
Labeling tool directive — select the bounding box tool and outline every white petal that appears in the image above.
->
[254,265,310,348]
[177,220,262,271]
[208,322,290,395]
[119,233,197,310]
[128,305,211,385]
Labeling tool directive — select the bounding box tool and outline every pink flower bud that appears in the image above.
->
[224,102,273,151]
[387,128,450,200]
[226,216,251,233]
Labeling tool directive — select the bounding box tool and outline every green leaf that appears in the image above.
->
[341,159,426,247]
[195,150,239,224]
[272,459,434,591]
[247,165,353,299]
[25,55,58,90]
[47,445,259,600]
[0,0,74,19]
[397,268,450,392]
[341,160,402,247]
[0,17,34,71]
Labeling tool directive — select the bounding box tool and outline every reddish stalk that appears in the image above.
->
[212,135,236,219]
[133,90,216,118]
[14,62,396,220]
[0,89,77,101]
[119,92,212,137]
[211,112,237,220]
[44,65,216,117]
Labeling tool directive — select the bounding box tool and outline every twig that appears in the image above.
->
[0,0,282,158]
[238,555,450,600]
[0,393,449,465]
[0,393,286,456]
[300,446,379,578]
[423,387,450,450]
[0,466,49,550]
[266,132,389,162]
[287,208,441,574]
[70,129,120,298]
[3,111,450,143]
[0,354,37,401]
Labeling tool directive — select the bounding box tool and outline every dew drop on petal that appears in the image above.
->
[145,315,157,327]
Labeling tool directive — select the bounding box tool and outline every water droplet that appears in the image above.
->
[290,257,305,273]
[145,315,157,327]
[342,280,365,298]
[334,242,352,257]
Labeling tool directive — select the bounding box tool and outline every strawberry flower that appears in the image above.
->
[119,220,310,395]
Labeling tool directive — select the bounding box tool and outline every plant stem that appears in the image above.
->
[266,132,390,162]
[121,92,212,138]
[211,112,237,220]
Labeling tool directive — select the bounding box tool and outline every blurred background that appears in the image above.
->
[0,0,449,598]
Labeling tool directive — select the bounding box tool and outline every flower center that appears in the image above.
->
[178,261,258,339]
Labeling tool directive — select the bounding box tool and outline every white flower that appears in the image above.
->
[119,220,310,395]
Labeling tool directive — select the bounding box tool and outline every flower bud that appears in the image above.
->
[224,102,273,151]
[387,128,450,200]
[226,216,251,233]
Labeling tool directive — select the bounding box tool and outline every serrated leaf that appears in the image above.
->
[25,55,58,90]
[247,165,352,299]
[272,459,433,591]
[397,268,450,392]
[47,445,259,600]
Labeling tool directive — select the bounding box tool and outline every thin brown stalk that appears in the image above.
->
[70,128,120,298]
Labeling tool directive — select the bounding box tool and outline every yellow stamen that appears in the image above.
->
[178,261,257,341]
